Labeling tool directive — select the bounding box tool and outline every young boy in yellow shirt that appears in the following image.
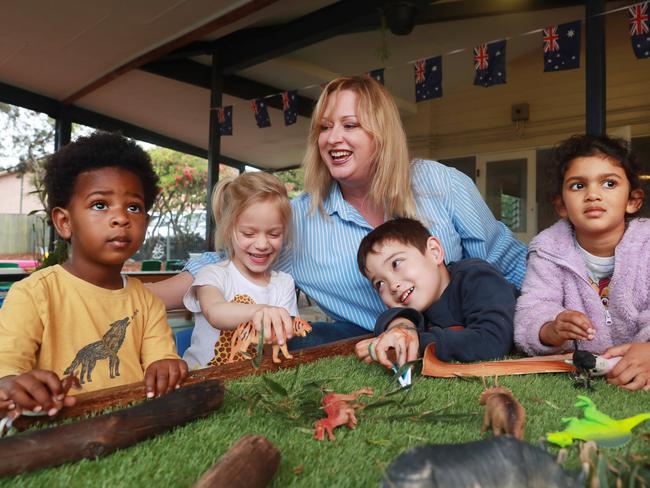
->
[0,132,187,419]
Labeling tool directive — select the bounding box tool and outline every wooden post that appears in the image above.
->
[193,435,280,488]
[0,379,224,478]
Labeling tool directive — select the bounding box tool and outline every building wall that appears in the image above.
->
[0,171,42,215]
[405,11,650,160]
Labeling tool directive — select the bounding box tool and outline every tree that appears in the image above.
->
[274,167,304,198]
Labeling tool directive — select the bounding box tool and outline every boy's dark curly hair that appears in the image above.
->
[552,134,642,197]
[44,131,160,213]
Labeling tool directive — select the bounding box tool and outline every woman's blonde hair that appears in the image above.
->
[211,172,292,257]
[303,76,416,218]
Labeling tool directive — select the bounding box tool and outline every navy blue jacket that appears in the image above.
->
[374,259,517,362]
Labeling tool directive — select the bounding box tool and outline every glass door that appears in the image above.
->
[476,150,536,243]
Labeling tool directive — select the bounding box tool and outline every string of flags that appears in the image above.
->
[215,1,649,136]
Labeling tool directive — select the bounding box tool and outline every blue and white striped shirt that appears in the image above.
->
[185,160,526,330]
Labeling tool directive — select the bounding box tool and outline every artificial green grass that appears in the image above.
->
[1,355,649,487]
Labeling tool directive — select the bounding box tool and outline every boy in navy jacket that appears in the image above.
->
[355,218,516,368]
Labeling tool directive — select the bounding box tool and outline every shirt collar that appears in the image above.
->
[323,182,374,230]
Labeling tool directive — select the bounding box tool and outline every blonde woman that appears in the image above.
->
[150,76,526,348]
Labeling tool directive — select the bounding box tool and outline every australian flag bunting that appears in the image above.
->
[252,98,271,128]
[281,90,298,126]
[414,56,442,102]
[543,21,581,71]
[366,68,385,85]
[629,2,650,59]
[474,40,506,87]
[216,106,232,136]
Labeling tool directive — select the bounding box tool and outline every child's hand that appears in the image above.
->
[539,310,594,346]
[602,342,650,391]
[365,323,419,370]
[251,306,293,347]
[0,370,77,417]
[144,359,189,398]
[355,338,375,364]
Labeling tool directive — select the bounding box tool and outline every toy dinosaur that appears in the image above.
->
[229,317,312,364]
[547,395,650,448]
[382,436,585,488]
[479,386,525,440]
[313,387,373,441]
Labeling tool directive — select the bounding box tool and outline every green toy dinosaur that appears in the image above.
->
[547,395,650,448]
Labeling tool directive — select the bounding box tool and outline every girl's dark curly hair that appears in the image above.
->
[552,134,642,197]
[44,131,160,213]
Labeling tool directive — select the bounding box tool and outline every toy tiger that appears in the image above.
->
[229,316,312,364]
[207,294,311,366]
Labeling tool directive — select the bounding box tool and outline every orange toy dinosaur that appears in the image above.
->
[229,317,312,364]
[314,387,374,441]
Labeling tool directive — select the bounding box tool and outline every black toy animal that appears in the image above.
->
[382,437,584,488]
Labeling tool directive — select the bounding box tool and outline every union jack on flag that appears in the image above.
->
[543,26,560,52]
[415,60,426,83]
[473,44,489,70]
[629,2,650,59]
[629,2,649,35]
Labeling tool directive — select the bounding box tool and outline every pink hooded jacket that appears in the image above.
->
[514,218,650,355]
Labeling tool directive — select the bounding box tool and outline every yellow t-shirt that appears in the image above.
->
[0,265,179,393]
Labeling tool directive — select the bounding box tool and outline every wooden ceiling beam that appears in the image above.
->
[140,59,315,118]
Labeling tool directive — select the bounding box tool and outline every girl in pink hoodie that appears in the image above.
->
[515,135,649,391]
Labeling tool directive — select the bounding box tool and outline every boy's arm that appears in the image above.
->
[421,263,516,362]
[0,283,44,378]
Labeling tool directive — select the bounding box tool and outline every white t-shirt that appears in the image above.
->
[182,260,298,368]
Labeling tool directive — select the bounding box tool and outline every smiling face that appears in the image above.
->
[559,155,643,249]
[364,238,450,311]
[52,167,148,287]
[317,89,376,192]
[230,199,286,285]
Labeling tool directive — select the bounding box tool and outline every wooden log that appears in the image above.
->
[16,334,371,428]
[0,379,224,478]
[193,435,280,488]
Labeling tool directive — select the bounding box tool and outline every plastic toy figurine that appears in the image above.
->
[382,436,585,488]
[568,340,621,390]
[313,387,373,441]
[479,386,525,440]
[547,395,650,448]
[229,317,312,364]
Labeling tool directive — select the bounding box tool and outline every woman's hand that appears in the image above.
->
[539,310,595,347]
[602,342,650,391]
[251,306,294,346]
[144,359,189,398]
